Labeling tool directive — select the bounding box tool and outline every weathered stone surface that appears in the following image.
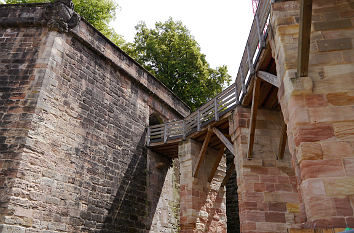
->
[0,3,188,233]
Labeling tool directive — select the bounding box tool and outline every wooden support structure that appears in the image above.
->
[193,128,213,177]
[257,71,280,87]
[247,77,261,159]
[213,128,235,156]
[277,120,287,160]
[221,165,235,187]
[208,146,225,183]
[297,0,313,78]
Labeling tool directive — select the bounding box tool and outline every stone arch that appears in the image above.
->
[149,113,164,126]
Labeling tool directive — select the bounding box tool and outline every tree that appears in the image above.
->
[125,18,231,110]
[3,0,125,46]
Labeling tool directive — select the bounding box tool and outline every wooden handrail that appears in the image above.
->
[146,0,271,146]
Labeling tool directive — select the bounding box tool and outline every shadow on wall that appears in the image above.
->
[100,134,171,233]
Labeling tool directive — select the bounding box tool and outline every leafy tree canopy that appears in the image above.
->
[3,0,125,46]
[124,18,231,110]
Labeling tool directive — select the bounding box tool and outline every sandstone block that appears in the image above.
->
[343,158,354,176]
[324,177,354,196]
[333,122,354,140]
[300,178,326,197]
[321,141,352,159]
[287,203,300,213]
[265,212,286,223]
[300,159,345,180]
[305,94,328,107]
[297,142,323,162]
[294,124,334,146]
[333,197,353,216]
[317,38,353,52]
[314,19,352,31]
[309,106,354,124]
[327,92,354,106]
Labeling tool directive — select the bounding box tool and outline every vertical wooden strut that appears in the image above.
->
[277,120,287,160]
[247,77,261,159]
[297,0,313,78]
[208,146,225,183]
[193,128,213,178]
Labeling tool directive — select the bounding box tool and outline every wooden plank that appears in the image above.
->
[247,77,261,159]
[193,128,213,178]
[257,71,280,87]
[213,127,236,156]
[208,146,225,183]
[277,120,287,160]
[297,0,313,78]
[221,165,235,186]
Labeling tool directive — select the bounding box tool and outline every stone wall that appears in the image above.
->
[0,3,189,233]
[229,108,304,233]
[271,0,354,228]
[178,139,227,233]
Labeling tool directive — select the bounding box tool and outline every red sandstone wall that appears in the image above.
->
[178,139,227,233]
[271,0,354,228]
[229,108,304,232]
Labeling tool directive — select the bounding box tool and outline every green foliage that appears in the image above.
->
[3,0,125,46]
[125,18,231,110]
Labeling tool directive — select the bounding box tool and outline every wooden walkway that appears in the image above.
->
[146,0,271,157]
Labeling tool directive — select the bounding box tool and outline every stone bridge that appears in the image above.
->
[0,0,354,233]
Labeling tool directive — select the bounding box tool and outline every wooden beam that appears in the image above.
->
[213,127,236,156]
[208,146,225,183]
[257,71,280,88]
[221,165,235,187]
[247,77,261,159]
[277,120,287,160]
[297,0,313,78]
[193,128,213,177]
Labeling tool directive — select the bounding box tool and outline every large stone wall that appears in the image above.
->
[271,0,354,228]
[0,3,189,233]
[229,108,303,233]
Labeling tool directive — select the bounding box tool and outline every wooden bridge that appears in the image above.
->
[145,0,281,159]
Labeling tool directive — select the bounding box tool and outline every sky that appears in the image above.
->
[111,0,254,81]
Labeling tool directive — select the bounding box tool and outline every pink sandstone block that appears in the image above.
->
[300,159,345,180]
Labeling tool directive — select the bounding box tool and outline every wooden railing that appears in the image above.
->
[146,0,271,146]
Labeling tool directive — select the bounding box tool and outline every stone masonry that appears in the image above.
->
[229,108,303,232]
[0,3,189,233]
[178,139,227,233]
[270,0,354,229]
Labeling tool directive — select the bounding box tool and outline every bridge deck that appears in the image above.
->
[146,0,273,157]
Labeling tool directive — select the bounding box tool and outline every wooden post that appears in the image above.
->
[197,110,201,131]
[240,66,246,94]
[193,128,213,178]
[214,98,219,121]
[235,82,240,105]
[182,120,186,140]
[247,77,261,159]
[255,12,265,48]
[164,124,168,143]
[297,0,313,78]
[277,121,287,160]
[147,127,151,146]
[246,43,255,75]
